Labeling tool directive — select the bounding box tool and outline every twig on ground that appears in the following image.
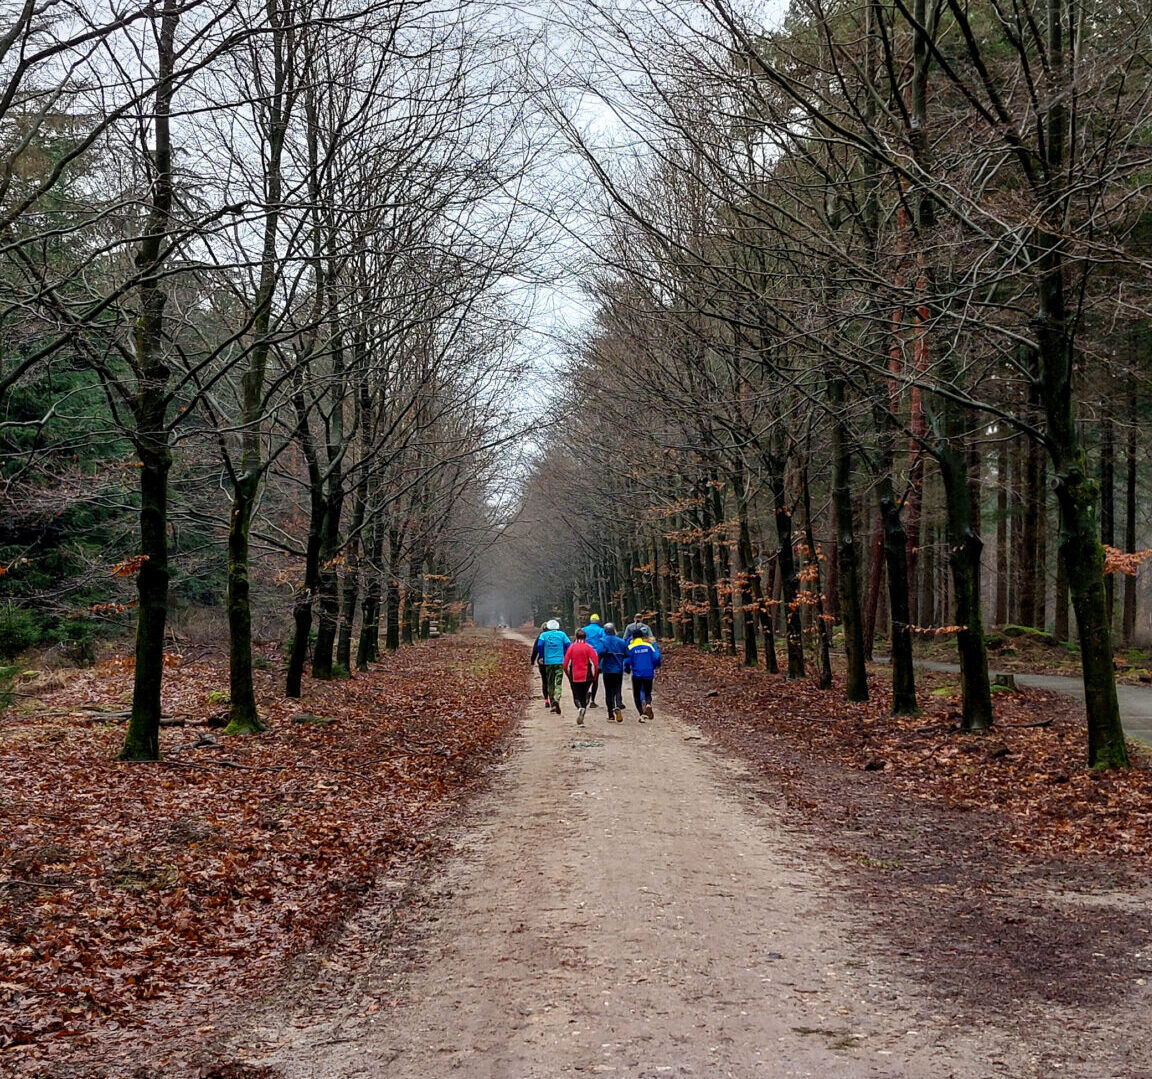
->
[0,878,71,890]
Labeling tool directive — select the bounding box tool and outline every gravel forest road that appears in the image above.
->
[228,633,1143,1079]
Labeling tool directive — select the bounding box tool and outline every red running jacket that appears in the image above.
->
[562,640,599,684]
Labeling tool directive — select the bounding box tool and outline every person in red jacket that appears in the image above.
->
[562,628,600,726]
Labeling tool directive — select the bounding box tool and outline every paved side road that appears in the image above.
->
[911,659,1152,743]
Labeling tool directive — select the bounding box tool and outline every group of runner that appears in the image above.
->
[529,614,662,727]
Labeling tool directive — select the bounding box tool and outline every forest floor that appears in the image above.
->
[5,632,1152,1077]
[0,632,525,1076]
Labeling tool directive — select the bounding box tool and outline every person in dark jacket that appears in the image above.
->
[623,613,651,643]
[529,622,551,707]
[597,623,629,723]
[624,630,662,721]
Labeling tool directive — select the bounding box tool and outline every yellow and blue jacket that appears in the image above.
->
[624,638,661,679]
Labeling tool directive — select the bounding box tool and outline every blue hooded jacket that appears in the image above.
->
[598,633,629,673]
[583,621,606,654]
[624,638,661,679]
[537,629,571,665]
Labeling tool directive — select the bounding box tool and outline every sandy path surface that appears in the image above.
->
[234,644,1066,1078]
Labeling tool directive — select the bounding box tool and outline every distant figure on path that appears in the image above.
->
[563,628,600,726]
[598,622,629,723]
[582,614,607,708]
[624,629,661,722]
[537,619,571,715]
[529,622,552,708]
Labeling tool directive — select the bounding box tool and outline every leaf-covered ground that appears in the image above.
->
[662,646,1152,863]
[0,633,523,1076]
[661,647,1152,1018]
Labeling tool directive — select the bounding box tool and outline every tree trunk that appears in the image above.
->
[310,484,342,679]
[690,530,708,647]
[123,446,172,760]
[336,541,359,673]
[1010,434,1024,623]
[620,540,638,626]
[862,513,884,661]
[877,473,917,713]
[969,443,983,542]
[700,497,722,645]
[356,516,383,670]
[1021,398,1044,628]
[660,538,677,640]
[1034,0,1126,766]
[1054,547,1070,642]
[710,482,735,654]
[403,558,421,645]
[403,590,416,644]
[733,464,758,667]
[801,464,833,689]
[831,379,867,700]
[355,576,376,669]
[1052,453,1129,767]
[285,469,323,698]
[602,552,614,627]
[225,477,264,733]
[759,584,779,674]
[224,9,292,734]
[1034,166,1128,764]
[1101,401,1115,627]
[939,432,993,731]
[905,443,925,628]
[922,523,936,627]
[119,0,179,762]
[676,536,692,644]
[1036,453,1049,630]
[1124,391,1138,644]
[385,528,402,651]
[996,441,1009,625]
[769,465,805,679]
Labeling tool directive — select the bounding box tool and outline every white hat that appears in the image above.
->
[547,619,559,630]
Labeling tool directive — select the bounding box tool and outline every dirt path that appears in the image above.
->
[227,640,1118,1078]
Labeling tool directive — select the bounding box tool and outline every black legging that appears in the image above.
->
[632,676,653,712]
[538,663,549,699]
[602,672,624,712]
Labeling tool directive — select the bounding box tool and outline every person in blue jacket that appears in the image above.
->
[624,628,662,722]
[537,619,572,714]
[597,623,629,723]
[582,614,607,707]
